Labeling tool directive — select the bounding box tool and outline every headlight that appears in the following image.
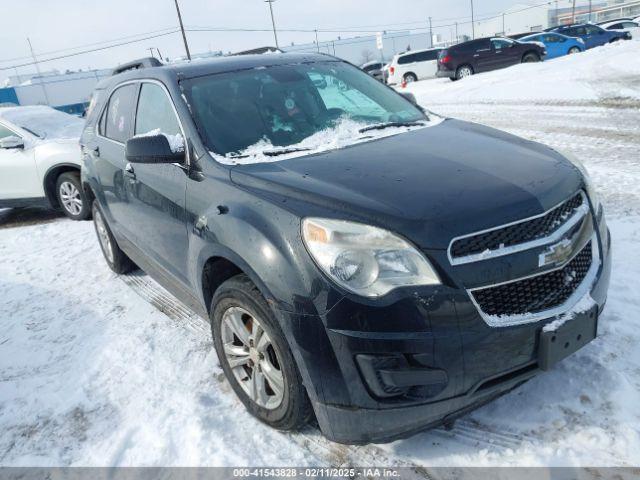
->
[302,218,440,297]
[556,148,601,211]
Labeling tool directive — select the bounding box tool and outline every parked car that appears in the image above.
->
[548,23,631,48]
[386,47,442,84]
[360,60,387,82]
[81,53,610,445]
[437,37,546,81]
[598,19,640,39]
[519,32,585,59]
[0,106,90,219]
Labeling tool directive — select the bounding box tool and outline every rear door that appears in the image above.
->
[414,49,440,78]
[94,83,138,237]
[585,25,607,47]
[471,40,493,72]
[0,122,40,201]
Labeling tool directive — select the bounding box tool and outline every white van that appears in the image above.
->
[386,48,442,85]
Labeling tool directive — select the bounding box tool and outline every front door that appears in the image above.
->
[127,81,190,287]
[0,123,40,201]
[490,38,519,69]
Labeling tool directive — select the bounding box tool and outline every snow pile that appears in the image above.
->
[134,128,185,153]
[0,105,84,140]
[214,116,443,166]
[542,292,597,333]
[402,39,640,104]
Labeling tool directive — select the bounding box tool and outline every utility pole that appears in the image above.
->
[265,0,279,48]
[455,22,458,42]
[315,29,320,52]
[174,0,191,60]
[26,38,50,106]
[428,16,433,48]
[588,0,592,22]
[572,0,577,24]
[470,0,475,39]
[502,13,505,35]
[555,0,559,26]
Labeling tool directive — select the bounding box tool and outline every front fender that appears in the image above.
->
[189,198,343,317]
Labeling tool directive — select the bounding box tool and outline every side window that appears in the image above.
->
[0,124,15,141]
[102,84,138,143]
[491,39,512,50]
[416,50,439,62]
[398,53,416,65]
[586,25,601,35]
[135,83,181,137]
[574,27,587,35]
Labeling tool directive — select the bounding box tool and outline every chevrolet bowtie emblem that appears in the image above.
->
[539,238,575,267]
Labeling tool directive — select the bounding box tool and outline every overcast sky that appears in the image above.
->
[1,0,550,83]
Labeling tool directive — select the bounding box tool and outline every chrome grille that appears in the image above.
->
[449,192,586,265]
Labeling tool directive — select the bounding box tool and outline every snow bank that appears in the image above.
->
[0,105,84,140]
[403,39,640,104]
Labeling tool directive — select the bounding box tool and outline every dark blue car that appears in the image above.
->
[549,23,631,49]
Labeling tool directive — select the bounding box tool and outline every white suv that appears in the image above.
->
[0,106,90,220]
[386,47,442,85]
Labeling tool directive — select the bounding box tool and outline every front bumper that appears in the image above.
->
[280,223,612,444]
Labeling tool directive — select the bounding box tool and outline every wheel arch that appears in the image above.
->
[522,50,541,61]
[43,163,81,208]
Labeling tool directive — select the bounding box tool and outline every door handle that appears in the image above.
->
[92,146,100,157]
[124,163,136,180]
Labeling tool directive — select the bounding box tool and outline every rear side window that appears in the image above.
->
[585,25,602,34]
[100,84,138,143]
[135,83,181,137]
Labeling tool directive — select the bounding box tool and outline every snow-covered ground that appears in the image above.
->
[1,40,640,469]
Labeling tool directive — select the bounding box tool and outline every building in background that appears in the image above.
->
[0,68,110,115]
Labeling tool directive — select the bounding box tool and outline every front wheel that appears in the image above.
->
[522,52,540,63]
[568,46,581,54]
[211,274,311,431]
[56,172,90,220]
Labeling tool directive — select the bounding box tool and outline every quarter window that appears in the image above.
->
[135,83,181,137]
[101,84,138,143]
[0,124,15,140]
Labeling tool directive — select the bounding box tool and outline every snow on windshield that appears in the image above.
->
[212,115,444,166]
[0,106,84,140]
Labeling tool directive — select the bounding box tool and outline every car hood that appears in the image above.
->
[229,119,583,249]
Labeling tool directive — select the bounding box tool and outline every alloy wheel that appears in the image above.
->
[94,209,114,264]
[458,66,472,79]
[59,181,83,216]
[220,306,285,410]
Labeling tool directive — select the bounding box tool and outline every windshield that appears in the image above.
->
[183,60,427,158]
[0,106,84,139]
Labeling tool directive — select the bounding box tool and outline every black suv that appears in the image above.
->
[437,37,546,80]
[81,53,610,444]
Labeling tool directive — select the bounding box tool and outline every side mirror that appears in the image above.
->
[125,133,185,164]
[399,92,418,105]
[0,135,24,150]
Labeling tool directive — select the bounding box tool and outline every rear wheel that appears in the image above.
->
[56,172,90,220]
[403,72,417,83]
[455,65,474,80]
[211,274,311,431]
[92,202,136,274]
[522,52,540,63]
[568,46,581,54]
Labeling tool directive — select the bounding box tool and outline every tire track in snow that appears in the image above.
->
[121,271,434,476]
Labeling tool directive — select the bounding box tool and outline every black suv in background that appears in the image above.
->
[81,53,610,444]
[437,37,546,80]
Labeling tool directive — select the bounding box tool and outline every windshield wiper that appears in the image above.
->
[262,147,311,157]
[358,121,425,134]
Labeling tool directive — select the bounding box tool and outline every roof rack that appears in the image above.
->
[112,57,163,76]
[231,46,283,56]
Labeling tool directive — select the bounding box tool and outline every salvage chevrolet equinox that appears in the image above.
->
[81,53,611,444]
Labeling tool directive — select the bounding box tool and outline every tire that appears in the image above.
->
[403,72,417,83]
[211,274,311,431]
[55,172,90,220]
[92,202,136,274]
[455,65,474,80]
[522,52,540,63]
[568,46,581,54]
